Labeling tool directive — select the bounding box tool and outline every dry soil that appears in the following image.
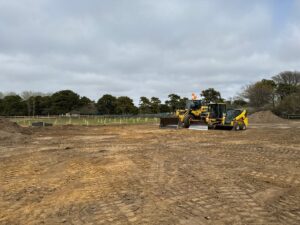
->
[248,110,286,123]
[0,121,300,225]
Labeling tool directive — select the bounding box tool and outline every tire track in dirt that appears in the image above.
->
[1,125,300,224]
[267,188,300,225]
[213,145,300,166]
[173,159,278,225]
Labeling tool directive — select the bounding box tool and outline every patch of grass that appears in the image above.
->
[11,117,160,126]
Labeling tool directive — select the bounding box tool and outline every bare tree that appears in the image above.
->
[21,91,47,100]
[243,79,276,108]
[272,71,300,100]
[5,92,17,96]
[272,71,300,86]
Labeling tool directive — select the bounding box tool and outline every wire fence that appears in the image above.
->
[281,114,300,119]
[5,115,167,126]
[1,113,172,119]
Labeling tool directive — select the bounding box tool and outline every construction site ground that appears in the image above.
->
[1,121,300,225]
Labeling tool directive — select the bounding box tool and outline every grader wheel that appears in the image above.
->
[183,114,194,128]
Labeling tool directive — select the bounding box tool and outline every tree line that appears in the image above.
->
[1,70,299,116]
[239,71,300,115]
[0,89,222,116]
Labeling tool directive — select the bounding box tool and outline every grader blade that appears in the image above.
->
[159,117,179,129]
[188,120,208,130]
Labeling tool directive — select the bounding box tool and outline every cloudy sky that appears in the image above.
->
[1,0,300,103]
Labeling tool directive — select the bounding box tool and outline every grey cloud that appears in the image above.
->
[1,0,300,104]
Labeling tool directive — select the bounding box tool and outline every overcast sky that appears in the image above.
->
[1,0,300,103]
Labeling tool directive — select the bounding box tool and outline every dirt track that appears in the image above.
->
[1,122,300,225]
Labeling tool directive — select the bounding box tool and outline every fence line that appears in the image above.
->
[1,113,172,119]
[286,114,300,119]
[7,116,161,126]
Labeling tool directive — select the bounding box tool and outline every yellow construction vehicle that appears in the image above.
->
[159,93,248,130]
[159,99,208,128]
[206,103,248,130]
[176,100,208,128]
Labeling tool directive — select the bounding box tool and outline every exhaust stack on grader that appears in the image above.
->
[160,93,248,131]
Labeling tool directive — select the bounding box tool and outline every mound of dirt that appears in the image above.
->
[0,118,24,133]
[0,118,31,141]
[248,110,286,123]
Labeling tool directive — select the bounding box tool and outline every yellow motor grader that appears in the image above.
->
[176,100,208,128]
[159,99,208,128]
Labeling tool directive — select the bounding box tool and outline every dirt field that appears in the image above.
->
[1,122,300,225]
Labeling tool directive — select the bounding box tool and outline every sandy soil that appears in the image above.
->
[248,110,286,123]
[1,122,300,225]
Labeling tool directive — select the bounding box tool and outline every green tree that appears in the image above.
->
[115,96,137,114]
[201,88,222,103]
[0,98,3,115]
[21,91,47,116]
[75,96,96,115]
[39,96,52,115]
[179,97,188,109]
[97,94,117,114]
[165,94,181,112]
[50,90,80,114]
[261,79,276,107]
[79,96,92,107]
[274,92,300,115]
[77,102,98,115]
[159,104,171,113]
[150,97,161,113]
[1,95,26,116]
[139,96,152,114]
[232,98,248,107]
[25,96,35,116]
[276,83,299,100]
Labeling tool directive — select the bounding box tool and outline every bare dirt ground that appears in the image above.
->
[1,122,300,225]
